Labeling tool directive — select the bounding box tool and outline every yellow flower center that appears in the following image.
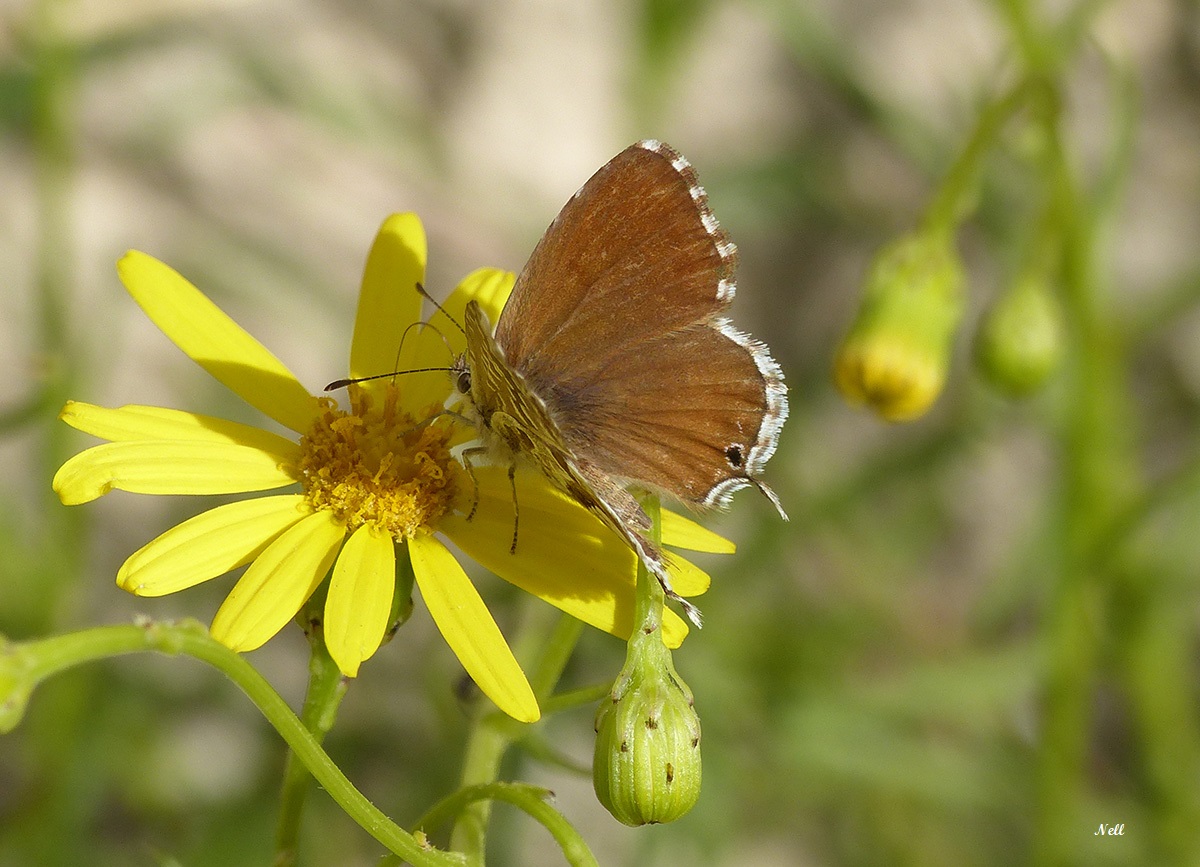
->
[298,384,459,538]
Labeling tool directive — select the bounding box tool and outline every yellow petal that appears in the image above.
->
[117,251,319,434]
[348,214,428,406]
[60,402,299,457]
[53,441,298,504]
[118,495,308,596]
[408,533,539,723]
[396,268,515,412]
[457,267,515,333]
[661,509,736,554]
[664,551,712,597]
[441,466,690,649]
[210,509,346,652]
[325,524,395,677]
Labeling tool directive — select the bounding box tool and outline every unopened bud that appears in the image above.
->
[834,232,964,421]
[593,643,701,825]
[975,274,1064,397]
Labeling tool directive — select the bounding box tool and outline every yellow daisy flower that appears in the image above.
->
[52,214,731,723]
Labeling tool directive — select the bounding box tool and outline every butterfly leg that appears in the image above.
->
[458,445,488,521]
[507,460,519,554]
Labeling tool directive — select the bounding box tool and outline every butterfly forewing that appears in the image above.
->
[497,142,736,388]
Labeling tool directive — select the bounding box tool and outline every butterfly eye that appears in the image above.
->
[725,445,744,469]
[456,370,472,394]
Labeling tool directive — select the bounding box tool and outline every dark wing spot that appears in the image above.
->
[725,444,744,469]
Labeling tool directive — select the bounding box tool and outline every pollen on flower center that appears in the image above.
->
[298,384,459,539]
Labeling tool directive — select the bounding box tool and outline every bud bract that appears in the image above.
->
[975,274,1064,397]
[834,232,965,421]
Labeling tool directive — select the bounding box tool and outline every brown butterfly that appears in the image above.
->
[452,140,788,625]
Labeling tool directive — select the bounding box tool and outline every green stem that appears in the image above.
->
[394,783,597,867]
[632,495,665,634]
[530,614,584,700]
[541,682,612,716]
[920,77,1039,235]
[29,0,82,632]
[448,711,521,865]
[604,495,679,724]
[274,629,348,867]
[447,606,584,863]
[0,622,464,867]
[1032,75,1138,867]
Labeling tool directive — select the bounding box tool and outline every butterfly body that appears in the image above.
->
[456,140,788,624]
[459,299,596,510]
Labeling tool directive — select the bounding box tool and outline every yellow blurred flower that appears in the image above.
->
[834,232,964,422]
[52,214,727,722]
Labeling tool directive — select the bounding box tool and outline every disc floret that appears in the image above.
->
[298,384,459,540]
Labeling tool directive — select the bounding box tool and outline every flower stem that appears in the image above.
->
[29,0,82,622]
[541,682,612,716]
[448,709,521,865]
[445,507,665,860]
[632,493,665,637]
[531,612,585,700]
[399,783,597,867]
[448,605,587,862]
[1031,71,1139,867]
[919,77,1039,236]
[0,621,464,867]
[274,624,348,867]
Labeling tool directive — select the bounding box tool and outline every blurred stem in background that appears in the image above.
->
[1032,72,1138,865]
[26,0,81,624]
[998,1,1200,863]
[919,77,1041,235]
[826,0,1200,860]
[630,0,716,130]
[6,3,98,866]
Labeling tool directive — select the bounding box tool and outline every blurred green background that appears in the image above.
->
[3,0,1200,864]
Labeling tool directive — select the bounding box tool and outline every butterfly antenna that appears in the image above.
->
[392,320,457,372]
[754,478,789,521]
[326,284,467,392]
[416,282,466,336]
[324,366,455,391]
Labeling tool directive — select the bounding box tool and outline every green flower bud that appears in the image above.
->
[975,274,1064,397]
[834,232,965,421]
[593,642,701,825]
